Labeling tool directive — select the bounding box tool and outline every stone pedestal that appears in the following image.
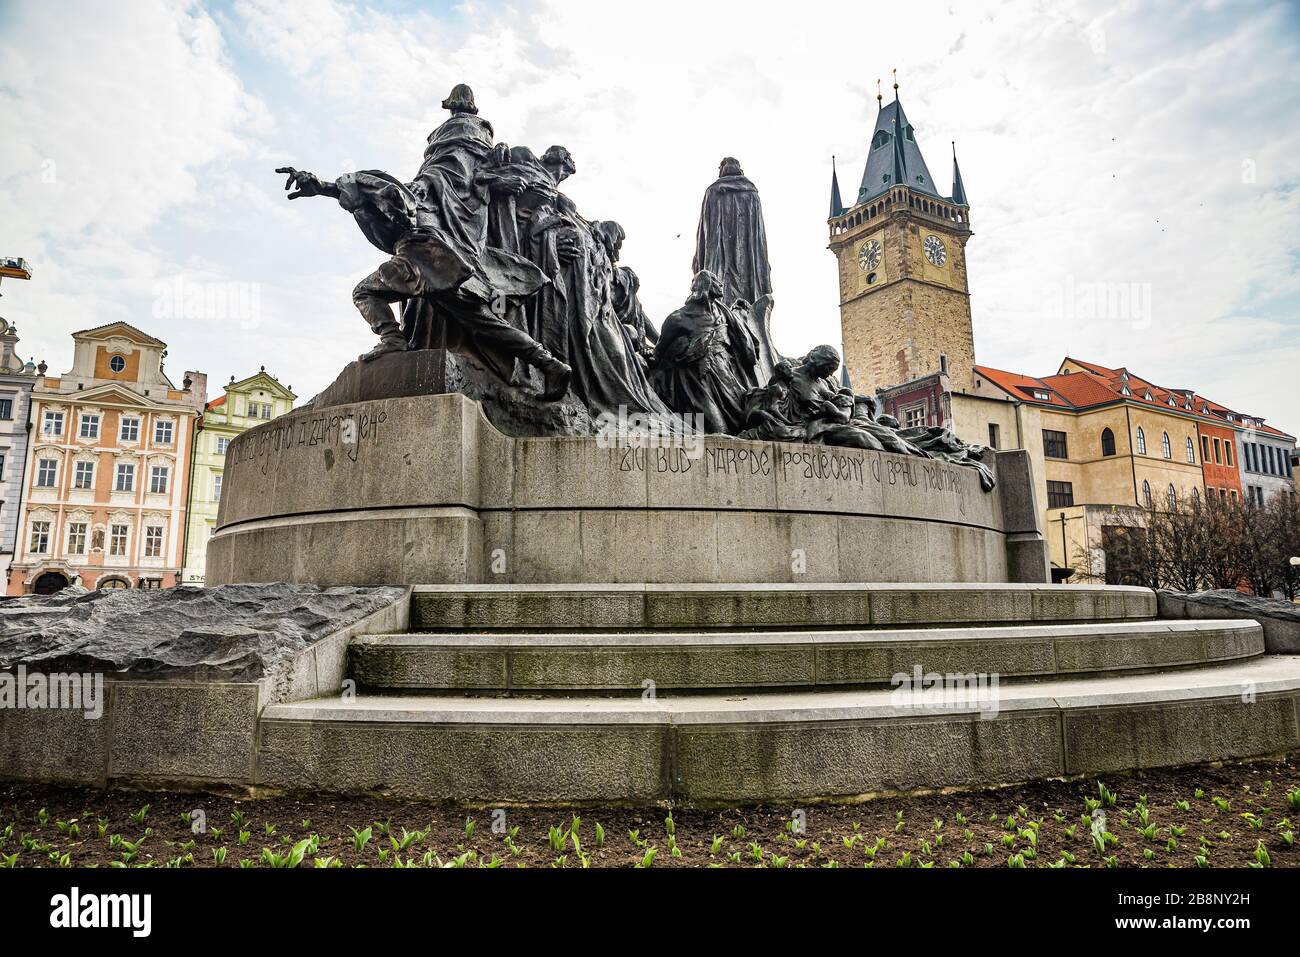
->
[206,392,1048,587]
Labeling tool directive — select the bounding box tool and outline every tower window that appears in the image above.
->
[987,424,1000,449]
[872,130,891,150]
[1101,428,1116,457]
[939,354,949,374]
[1136,427,1147,455]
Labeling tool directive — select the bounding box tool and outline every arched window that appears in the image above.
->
[1136,427,1147,455]
[1101,428,1116,456]
[1186,437,1195,463]
[1191,486,1201,508]
[1161,432,1172,459]
[1142,480,1152,508]
[1167,484,1177,509]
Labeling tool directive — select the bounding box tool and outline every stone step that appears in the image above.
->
[350,619,1264,693]
[410,582,1157,631]
[258,655,1300,804]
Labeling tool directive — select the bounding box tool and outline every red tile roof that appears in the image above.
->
[976,358,1296,441]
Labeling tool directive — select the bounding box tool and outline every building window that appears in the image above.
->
[0,453,5,480]
[1230,489,1238,502]
[1202,435,1211,462]
[904,405,926,429]
[1186,437,1195,463]
[1136,427,1147,455]
[1101,428,1116,457]
[1213,438,1222,465]
[115,463,135,492]
[1224,443,1233,467]
[213,473,223,502]
[939,354,949,375]
[1192,487,1201,507]
[109,524,129,556]
[1161,432,1171,459]
[1046,480,1075,508]
[987,423,1000,450]
[149,465,169,495]
[216,436,230,455]
[154,420,174,445]
[73,461,94,489]
[1142,480,1152,508]
[79,414,100,440]
[139,577,163,589]
[36,458,58,487]
[120,416,140,442]
[144,525,164,558]
[42,410,64,437]
[29,520,50,554]
[67,522,87,555]
[1166,484,1177,510]
[108,355,126,373]
[0,398,12,420]
[1043,429,1068,459]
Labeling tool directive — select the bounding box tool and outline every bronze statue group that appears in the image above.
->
[277,84,993,490]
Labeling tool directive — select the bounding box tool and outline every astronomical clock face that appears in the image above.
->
[858,239,882,271]
[923,235,946,267]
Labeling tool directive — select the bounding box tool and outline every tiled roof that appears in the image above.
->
[977,357,1296,441]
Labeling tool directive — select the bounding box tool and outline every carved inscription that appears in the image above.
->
[229,406,389,475]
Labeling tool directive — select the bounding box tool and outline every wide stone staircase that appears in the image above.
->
[257,583,1300,805]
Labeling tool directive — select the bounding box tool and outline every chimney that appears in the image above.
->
[184,370,208,412]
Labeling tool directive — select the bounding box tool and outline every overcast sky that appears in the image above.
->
[2,0,1297,431]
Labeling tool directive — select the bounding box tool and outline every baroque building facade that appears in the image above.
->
[182,368,295,584]
[6,322,205,594]
[0,318,38,568]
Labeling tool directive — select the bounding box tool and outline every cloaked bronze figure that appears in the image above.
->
[276,84,572,401]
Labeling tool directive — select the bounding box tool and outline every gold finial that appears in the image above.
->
[892,68,899,94]
[876,78,882,106]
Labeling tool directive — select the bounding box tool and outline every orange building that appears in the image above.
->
[1196,418,1243,504]
[7,322,204,594]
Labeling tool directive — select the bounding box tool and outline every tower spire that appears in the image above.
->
[829,156,844,219]
[951,141,968,206]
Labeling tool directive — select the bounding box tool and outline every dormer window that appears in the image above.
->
[1032,390,1051,401]
[872,130,891,150]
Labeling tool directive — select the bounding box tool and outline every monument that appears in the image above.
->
[4,84,1298,811]
[216,84,1031,588]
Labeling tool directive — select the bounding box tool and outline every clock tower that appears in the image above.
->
[828,88,975,395]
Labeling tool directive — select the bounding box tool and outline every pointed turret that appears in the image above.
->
[950,141,968,207]
[829,156,844,219]
[857,89,939,204]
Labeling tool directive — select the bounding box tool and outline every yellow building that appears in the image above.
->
[972,360,1258,582]
[181,368,295,584]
